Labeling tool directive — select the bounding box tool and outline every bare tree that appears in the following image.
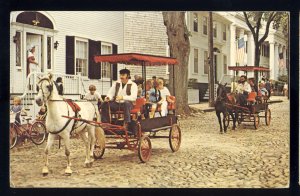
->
[243,11,288,82]
[162,12,191,115]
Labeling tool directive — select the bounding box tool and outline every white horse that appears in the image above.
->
[35,73,105,176]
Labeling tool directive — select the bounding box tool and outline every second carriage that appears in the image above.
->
[224,66,272,130]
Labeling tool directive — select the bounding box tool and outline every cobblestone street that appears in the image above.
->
[10,97,289,188]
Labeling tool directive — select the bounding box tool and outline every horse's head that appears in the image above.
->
[216,82,227,101]
[35,73,55,106]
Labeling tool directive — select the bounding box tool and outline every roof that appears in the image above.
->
[228,66,270,72]
[94,53,178,66]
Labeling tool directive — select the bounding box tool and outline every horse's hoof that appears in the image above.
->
[220,132,224,134]
[42,166,49,176]
[85,162,92,168]
[65,167,72,175]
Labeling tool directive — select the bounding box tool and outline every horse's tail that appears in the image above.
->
[94,112,106,148]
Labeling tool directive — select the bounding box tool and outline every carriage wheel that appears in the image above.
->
[169,124,181,152]
[93,140,105,159]
[10,124,18,149]
[138,135,152,163]
[265,109,271,126]
[30,121,47,145]
[224,113,230,129]
[254,114,260,130]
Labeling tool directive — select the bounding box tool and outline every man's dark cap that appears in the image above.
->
[119,68,130,75]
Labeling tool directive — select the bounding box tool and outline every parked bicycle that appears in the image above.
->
[10,111,47,149]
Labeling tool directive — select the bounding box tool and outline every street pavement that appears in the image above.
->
[10,96,289,188]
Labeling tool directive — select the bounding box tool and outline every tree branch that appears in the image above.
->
[243,12,256,38]
[258,12,277,45]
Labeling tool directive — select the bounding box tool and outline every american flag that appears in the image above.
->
[279,52,285,68]
[236,38,245,65]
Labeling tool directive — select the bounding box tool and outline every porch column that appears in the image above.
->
[247,32,255,78]
[22,31,27,91]
[274,43,279,80]
[282,46,287,75]
[229,24,236,78]
[42,34,47,73]
[269,42,275,80]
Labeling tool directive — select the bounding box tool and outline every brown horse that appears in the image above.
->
[215,83,238,133]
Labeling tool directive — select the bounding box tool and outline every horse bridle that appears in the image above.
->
[38,78,54,101]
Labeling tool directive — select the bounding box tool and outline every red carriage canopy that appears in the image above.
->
[94,53,178,66]
[228,66,270,72]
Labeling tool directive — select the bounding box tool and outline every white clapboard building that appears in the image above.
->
[10,11,124,116]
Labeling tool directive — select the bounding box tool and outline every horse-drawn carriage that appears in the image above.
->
[216,66,271,132]
[64,53,182,163]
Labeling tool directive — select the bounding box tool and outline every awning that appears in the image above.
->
[228,66,270,72]
[94,53,178,66]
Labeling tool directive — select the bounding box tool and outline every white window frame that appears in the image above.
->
[222,24,226,41]
[193,48,199,74]
[202,16,208,36]
[101,42,113,79]
[223,55,227,74]
[203,50,209,75]
[193,13,198,32]
[213,21,217,38]
[75,37,89,77]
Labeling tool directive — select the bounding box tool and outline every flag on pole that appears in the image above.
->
[236,38,245,65]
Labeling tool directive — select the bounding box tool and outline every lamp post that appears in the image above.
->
[208,12,215,107]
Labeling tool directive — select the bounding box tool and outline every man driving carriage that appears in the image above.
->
[101,68,138,128]
[236,75,252,106]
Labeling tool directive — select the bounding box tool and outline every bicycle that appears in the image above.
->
[10,111,47,149]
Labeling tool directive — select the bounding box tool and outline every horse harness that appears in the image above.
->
[39,78,97,135]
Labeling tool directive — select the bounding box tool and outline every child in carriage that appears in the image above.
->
[10,97,27,125]
[142,79,158,118]
[84,85,103,111]
[36,104,47,120]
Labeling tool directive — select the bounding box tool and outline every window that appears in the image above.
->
[75,40,88,76]
[47,36,52,70]
[203,16,208,35]
[245,41,248,53]
[223,55,227,74]
[194,49,199,73]
[193,13,198,32]
[204,51,209,74]
[222,24,226,40]
[213,21,217,38]
[15,32,21,67]
[101,44,112,78]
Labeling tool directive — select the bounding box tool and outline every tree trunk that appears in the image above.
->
[162,12,191,115]
[254,43,261,83]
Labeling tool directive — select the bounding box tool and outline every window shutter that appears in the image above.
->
[112,44,118,80]
[88,40,101,79]
[66,36,75,75]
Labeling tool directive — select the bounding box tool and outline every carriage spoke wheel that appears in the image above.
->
[224,113,230,129]
[30,121,47,145]
[265,109,271,126]
[254,114,260,130]
[169,124,181,152]
[10,124,18,149]
[93,140,105,159]
[138,135,152,163]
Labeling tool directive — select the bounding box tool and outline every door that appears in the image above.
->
[26,33,42,73]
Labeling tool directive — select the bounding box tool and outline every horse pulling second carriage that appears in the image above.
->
[216,66,271,133]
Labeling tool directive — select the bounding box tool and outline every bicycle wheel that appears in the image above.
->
[30,121,47,145]
[10,124,18,149]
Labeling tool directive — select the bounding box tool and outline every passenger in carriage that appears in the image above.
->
[258,83,269,97]
[248,78,258,93]
[101,69,138,128]
[142,79,159,118]
[84,85,103,111]
[156,78,174,116]
[235,75,252,106]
